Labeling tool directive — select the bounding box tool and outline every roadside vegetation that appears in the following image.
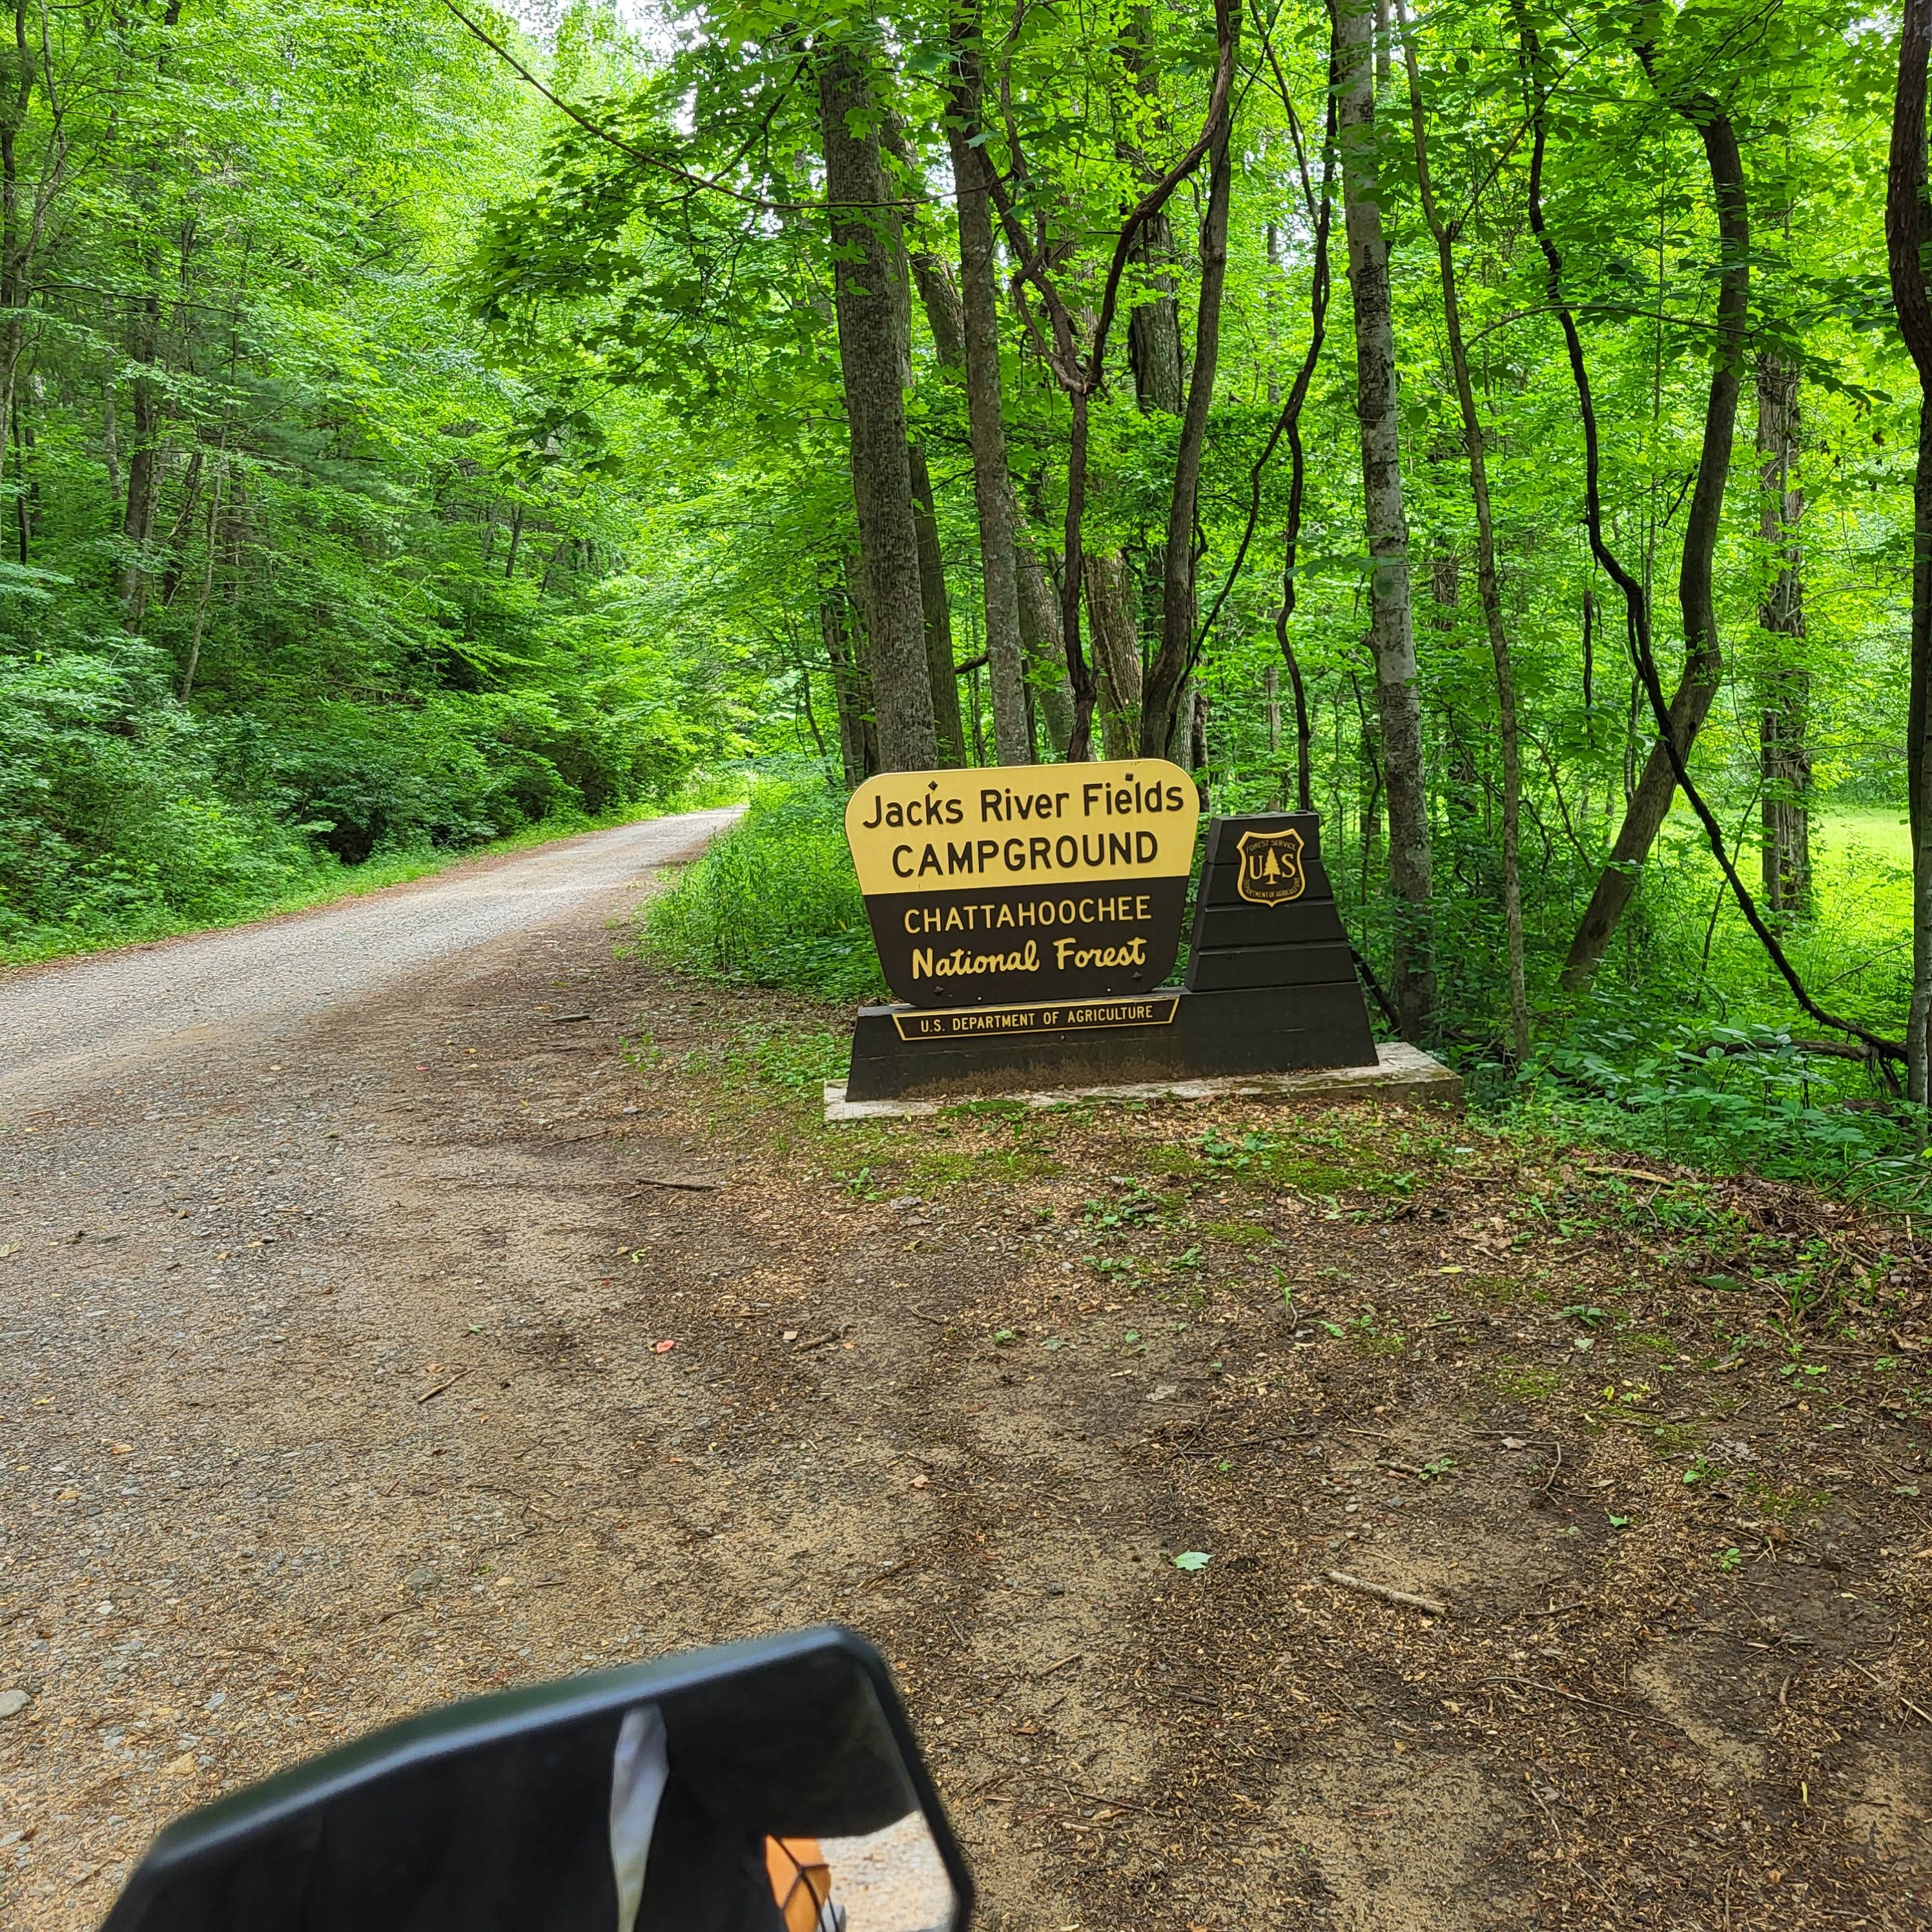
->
[17,0,1932,1217]
[642,779,1932,1212]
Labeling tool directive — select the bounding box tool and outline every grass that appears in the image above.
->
[1492,1363,1565,1403]
[0,785,743,972]
[1200,1219,1278,1248]
[639,776,883,1003]
[642,773,1932,1212]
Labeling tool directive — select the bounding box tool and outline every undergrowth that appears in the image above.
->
[650,768,1932,1211]
[638,775,885,1003]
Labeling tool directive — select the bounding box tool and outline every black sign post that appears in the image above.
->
[841,791,1381,1101]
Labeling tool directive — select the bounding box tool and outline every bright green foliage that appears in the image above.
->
[641,776,883,1002]
[15,0,1932,1203]
[0,0,767,960]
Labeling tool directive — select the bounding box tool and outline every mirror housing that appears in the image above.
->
[102,1625,971,1932]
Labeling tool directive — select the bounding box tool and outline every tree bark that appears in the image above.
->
[817,42,938,772]
[1084,550,1142,758]
[823,587,872,788]
[1401,8,1526,1055]
[1120,5,1187,420]
[1014,534,1074,753]
[976,0,1234,763]
[1339,0,1433,1037]
[1560,84,1749,992]
[1127,210,1186,419]
[945,54,1032,766]
[1139,101,1235,759]
[118,294,163,630]
[177,464,222,701]
[1756,349,1810,918]
[1889,0,1932,1100]
[880,115,966,373]
[908,440,967,766]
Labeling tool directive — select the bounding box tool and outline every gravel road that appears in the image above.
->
[0,812,778,1926]
[3,807,1925,1932]
[0,812,739,1104]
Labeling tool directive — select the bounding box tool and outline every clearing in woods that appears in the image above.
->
[0,816,1927,1929]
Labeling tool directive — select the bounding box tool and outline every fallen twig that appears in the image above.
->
[1847,1655,1932,1727]
[1482,1674,1686,1734]
[1326,1570,1448,1617]
[1033,1652,1083,1680]
[1046,1779,1164,1816]
[418,1366,472,1404]
[628,1175,719,1192]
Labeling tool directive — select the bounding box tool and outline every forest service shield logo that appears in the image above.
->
[1235,827,1308,905]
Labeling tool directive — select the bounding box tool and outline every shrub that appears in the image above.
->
[640,774,883,1002]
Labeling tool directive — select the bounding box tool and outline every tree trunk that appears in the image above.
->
[1756,350,1810,918]
[1120,8,1187,420]
[1014,535,1074,754]
[823,591,870,788]
[178,466,222,701]
[1118,11,1186,758]
[817,42,937,772]
[1084,551,1142,759]
[102,348,121,513]
[945,60,1032,766]
[1140,97,1235,759]
[1339,0,1433,1037]
[880,115,966,372]
[1127,210,1186,418]
[1401,9,1527,1054]
[119,296,163,631]
[1560,89,1749,992]
[907,441,966,766]
[1354,666,1384,885]
[1890,0,1932,1100]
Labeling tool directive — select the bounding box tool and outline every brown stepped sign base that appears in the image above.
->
[843,812,1381,1102]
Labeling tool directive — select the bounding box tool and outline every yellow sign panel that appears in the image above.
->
[844,759,1199,896]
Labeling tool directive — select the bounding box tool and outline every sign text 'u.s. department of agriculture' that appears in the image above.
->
[845,759,1200,1009]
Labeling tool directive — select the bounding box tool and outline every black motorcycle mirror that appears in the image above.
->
[101,1625,971,1932]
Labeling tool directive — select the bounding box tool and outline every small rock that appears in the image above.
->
[910,1474,929,1490]
[1146,1384,1178,1403]
[0,1689,29,1720]
[162,1753,197,1778]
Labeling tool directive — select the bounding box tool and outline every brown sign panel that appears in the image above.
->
[845,759,1200,1008]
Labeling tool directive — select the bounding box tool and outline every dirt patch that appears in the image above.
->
[1,894,1929,1929]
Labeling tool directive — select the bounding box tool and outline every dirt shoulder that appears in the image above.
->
[1,883,1928,1929]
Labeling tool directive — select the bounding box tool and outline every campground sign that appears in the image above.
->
[844,759,1199,1009]
[836,766,1382,1103]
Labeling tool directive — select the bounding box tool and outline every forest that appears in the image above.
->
[8,0,1932,1196]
